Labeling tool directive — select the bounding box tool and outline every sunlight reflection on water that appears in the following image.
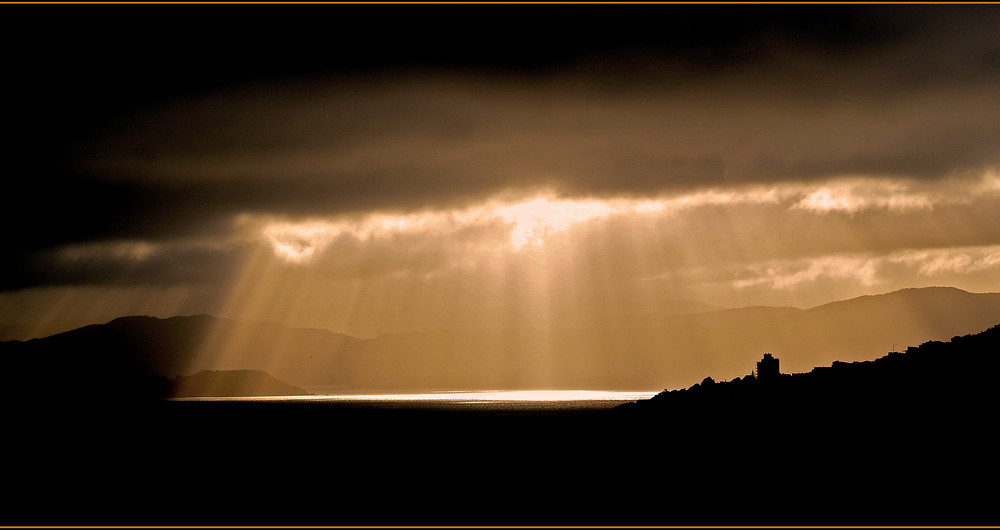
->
[170,389,659,408]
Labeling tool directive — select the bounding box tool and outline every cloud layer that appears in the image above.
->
[4,4,1000,337]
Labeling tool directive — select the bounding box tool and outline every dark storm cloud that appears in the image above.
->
[5,3,1000,292]
[0,239,253,291]
[0,240,255,291]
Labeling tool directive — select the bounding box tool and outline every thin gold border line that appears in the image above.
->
[4,524,1000,527]
[5,2,1000,5]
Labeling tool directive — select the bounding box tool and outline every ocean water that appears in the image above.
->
[170,389,659,411]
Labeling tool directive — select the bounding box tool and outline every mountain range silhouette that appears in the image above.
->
[3,286,1000,396]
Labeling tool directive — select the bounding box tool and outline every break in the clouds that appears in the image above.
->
[4,4,1000,336]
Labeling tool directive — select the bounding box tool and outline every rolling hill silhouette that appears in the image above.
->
[308,286,1000,389]
[0,314,356,398]
[3,286,1000,395]
[172,369,311,397]
[605,321,1000,525]
[621,318,1000,420]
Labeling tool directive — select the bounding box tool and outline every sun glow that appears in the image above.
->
[256,192,671,262]
[494,197,616,250]
[254,173,1000,266]
[262,223,340,263]
[257,175,988,266]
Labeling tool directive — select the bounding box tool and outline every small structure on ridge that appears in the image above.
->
[756,353,780,383]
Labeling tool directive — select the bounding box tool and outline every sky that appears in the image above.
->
[3,4,1000,341]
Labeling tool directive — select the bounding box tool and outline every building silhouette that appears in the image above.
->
[756,353,780,382]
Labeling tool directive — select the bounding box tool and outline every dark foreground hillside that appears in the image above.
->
[4,325,1000,526]
[616,322,1000,525]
